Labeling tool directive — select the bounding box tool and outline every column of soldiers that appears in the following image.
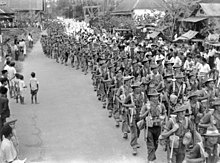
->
[41,21,220,163]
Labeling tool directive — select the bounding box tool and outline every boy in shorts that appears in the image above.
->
[29,72,39,104]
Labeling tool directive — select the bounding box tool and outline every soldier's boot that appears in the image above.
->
[20,96,22,104]
[115,121,120,128]
[135,143,141,148]
[123,133,128,139]
[16,96,19,103]
[108,112,112,118]
[22,97,25,104]
[132,148,137,156]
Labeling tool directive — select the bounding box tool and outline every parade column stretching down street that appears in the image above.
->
[9,28,168,163]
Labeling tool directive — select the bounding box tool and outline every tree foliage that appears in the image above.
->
[157,0,200,39]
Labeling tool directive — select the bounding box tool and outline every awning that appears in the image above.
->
[174,30,199,41]
[0,6,14,14]
[0,15,11,19]
[205,42,220,46]
[179,17,208,22]
[114,28,131,31]
[149,31,160,39]
[191,39,204,42]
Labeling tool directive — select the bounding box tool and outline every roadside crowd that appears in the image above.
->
[0,56,39,162]
[41,19,220,163]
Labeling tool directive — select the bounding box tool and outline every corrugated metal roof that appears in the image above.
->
[200,3,220,17]
[4,0,43,11]
[174,30,198,41]
[134,0,168,11]
[0,6,14,14]
[113,0,168,13]
[180,17,207,22]
[113,0,137,13]
[149,31,160,38]
[199,0,220,3]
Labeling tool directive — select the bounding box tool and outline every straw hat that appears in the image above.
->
[187,91,199,99]
[212,99,220,107]
[131,82,142,89]
[4,117,17,126]
[203,125,220,137]
[142,58,149,63]
[173,104,187,114]
[148,89,160,96]
[123,76,134,81]
[204,78,215,85]
[175,73,185,79]
[151,63,159,69]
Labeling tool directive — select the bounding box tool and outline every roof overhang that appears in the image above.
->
[110,11,133,16]
[174,30,199,42]
[179,17,208,22]
[200,3,220,17]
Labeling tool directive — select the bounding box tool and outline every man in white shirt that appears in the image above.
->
[194,55,202,72]
[215,53,220,86]
[1,125,17,163]
[4,60,10,72]
[183,55,194,70]
[170,51,182,66]
[7,62,16,98]
[198,57,211,77]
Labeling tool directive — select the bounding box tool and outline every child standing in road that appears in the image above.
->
[19,75,27,104]
[29,72,39,104]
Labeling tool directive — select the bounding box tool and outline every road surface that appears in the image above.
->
[10,39,167,163]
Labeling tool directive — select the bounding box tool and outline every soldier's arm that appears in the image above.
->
[185,144,204,162]
[139,105,150,119]
[160,120,174,138]
[122,95,134,108]
[198,112,211,128]
[115,87,123,103]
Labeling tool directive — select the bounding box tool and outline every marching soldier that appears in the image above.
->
[123,82,145,155]
[116,76,133,138]
[140,89,166,163]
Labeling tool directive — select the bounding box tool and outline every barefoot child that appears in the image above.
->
[19,75,27,104]
[29,72,39,104]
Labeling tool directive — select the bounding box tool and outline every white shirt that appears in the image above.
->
[183,60,194,70]
[215,57,220,75]
[194,62,202,71]
[199,63,211,74]
[1,137,17,162]
[170,56,182,66]
[3,65,10,72]
[14,45,18,51]
[7,66,16,80]
[19,80,26,91]
[30,77,39,91]
[27,35,33,41]
[208,49,216,57]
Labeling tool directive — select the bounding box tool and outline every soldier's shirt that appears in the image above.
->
[187,142,220,163]
[200,112,220,131]
[140,102,166,119]
[164,117,192,138]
